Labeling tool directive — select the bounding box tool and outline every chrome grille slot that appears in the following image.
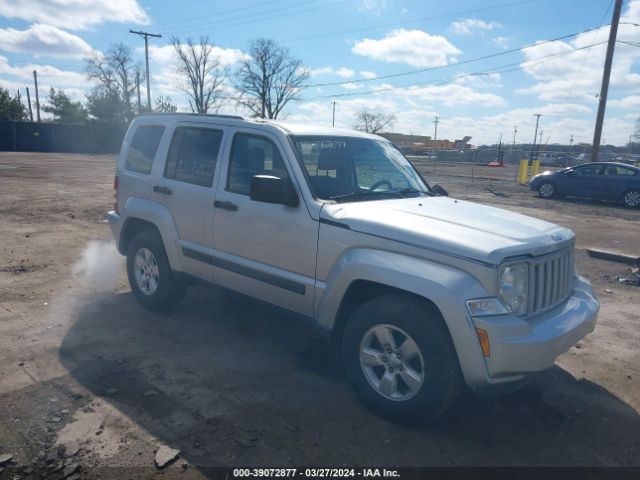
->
[528,249,574,317]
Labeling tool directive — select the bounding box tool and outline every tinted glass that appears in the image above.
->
[573,164,602,176]
[227,133,289,195]
[291,136,428,201]
[165,127,223,187]
[125,125,165,174]
[603,165,636,176]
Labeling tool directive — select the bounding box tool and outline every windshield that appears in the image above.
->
[290,136,430,202]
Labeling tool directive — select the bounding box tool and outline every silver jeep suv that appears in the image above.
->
[108,113,599,420]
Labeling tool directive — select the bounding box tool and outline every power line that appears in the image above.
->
[303,40,608,101]
[285,0,542,43]
[154,0,289,28]
[307,25,610,88]
[161,0,352,35]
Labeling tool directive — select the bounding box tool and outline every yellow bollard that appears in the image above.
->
[531,159,541,177]
[518,159,529,185]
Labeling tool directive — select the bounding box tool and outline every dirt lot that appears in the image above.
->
[0,152,639,478]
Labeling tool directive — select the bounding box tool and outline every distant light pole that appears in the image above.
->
[530,114,541,162]
[433,115,439,141]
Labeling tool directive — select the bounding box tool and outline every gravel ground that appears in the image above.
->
[0,152,638,478]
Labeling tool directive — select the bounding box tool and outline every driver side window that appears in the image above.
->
[227,133,290,196]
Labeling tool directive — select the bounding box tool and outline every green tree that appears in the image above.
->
[86,87,127,122]
[0,86,27,121]
[43,88,88,124]
[155,94,178,113]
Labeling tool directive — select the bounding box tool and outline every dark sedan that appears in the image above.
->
[529,162,640,208]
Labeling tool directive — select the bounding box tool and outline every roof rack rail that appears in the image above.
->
[138,112,244,120]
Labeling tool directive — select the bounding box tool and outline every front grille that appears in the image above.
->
[527,249,574,317]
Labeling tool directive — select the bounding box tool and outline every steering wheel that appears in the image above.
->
[370,179,392,191]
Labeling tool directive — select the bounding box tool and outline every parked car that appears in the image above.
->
[108,113,599,421]
[529,162,640,208]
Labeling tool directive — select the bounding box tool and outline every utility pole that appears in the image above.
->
[332,101,336,127]
[129,29,162,110]
[530,113,541,162]
[33,70,41,122]
[433,115,439,141]
[591,0,623,162]
[569,134,574,147]
[26,87,33,122]
[513,125,518,145]
[136,70,142,115]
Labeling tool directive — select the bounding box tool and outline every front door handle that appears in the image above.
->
[214,200,238,212]
[153,185,172,195]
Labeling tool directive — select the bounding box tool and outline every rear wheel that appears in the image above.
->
[623,189,640,208]
[342,294,462,422]
[538,181,556,199]
[126,230,185,310]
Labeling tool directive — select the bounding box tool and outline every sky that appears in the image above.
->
[1,0,640,146]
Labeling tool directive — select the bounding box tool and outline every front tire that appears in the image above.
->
[538,181,556,199]
[623,189,640,208]
[126,230,185,310]
[342,294,462,422]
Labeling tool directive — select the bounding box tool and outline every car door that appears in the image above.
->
[152,122,227,282]
[599,164,638,200]
[562,163,604,198]
[211,128,318,317]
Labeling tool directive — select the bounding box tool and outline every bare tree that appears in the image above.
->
[353,110,396,134]
[85,43,143,121]
[171,36,226,114]
[236,38,309,119]
[155,94,178,113]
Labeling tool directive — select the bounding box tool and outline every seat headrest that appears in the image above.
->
[318,148,348,170]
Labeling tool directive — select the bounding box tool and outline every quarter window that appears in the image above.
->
[227,133,290,195]
[125,125,165,174]
[165,127,223,187]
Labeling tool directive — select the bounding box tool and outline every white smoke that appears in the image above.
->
[71,240,122,291]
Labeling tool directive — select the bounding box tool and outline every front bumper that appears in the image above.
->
[106,211,124,253]
[470,276,598,387]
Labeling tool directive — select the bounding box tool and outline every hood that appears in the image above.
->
[321,196,574,265]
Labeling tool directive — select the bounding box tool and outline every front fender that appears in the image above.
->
[121,197,183,271]
[315,248,492,389]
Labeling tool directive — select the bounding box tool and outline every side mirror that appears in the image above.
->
[250,175,299,207]
[432,184,448,197]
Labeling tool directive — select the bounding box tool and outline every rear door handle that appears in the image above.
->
[153,185,172,195]
[214,200,238,212]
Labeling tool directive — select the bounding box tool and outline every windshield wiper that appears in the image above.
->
[397,188,433,197]
[328,190,403,203]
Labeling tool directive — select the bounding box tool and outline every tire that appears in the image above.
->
[126,230,186,310]
[623,189,640,208]
[538,181,556,199]
[342,293,463,422]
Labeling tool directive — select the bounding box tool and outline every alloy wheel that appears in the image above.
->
[133,247,160,295]
[359,324,425,401]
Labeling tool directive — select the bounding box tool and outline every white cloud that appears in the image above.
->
[374,82,506,108]
[0,0,149,30]
[357,0,387,16]
[360,70,377,79]
[352,29,461,68]
[400,8,409,15]
[518,0,640,102]
[308,66,355,78]
[147,44,249,67]
[0,55,86,87]
[609,95,640,109]
[450,18,500,35]
[491,36,510,50]
[0,24,95,58]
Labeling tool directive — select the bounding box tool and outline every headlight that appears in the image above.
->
[498,263,529,316]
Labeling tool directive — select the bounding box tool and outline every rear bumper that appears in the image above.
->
[106,211,124,253]
[470,276,598,390]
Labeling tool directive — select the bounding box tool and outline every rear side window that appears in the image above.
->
[164,127,223,187]
[125,125,165,174]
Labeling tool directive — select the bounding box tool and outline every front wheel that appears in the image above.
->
[126,230,185,310]
[342,294,462,422]
[538,181,556,199]
[623,189,640,208]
